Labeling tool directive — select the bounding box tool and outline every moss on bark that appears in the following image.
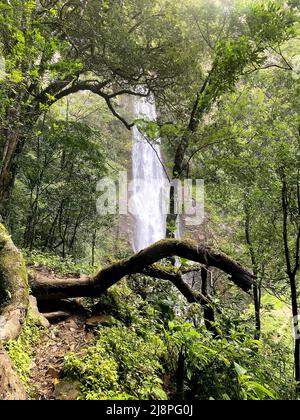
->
[0,224,29,341]
[31,239,254,302]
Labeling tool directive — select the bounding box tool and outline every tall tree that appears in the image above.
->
[0,0,195,217]
[156,0,297,234]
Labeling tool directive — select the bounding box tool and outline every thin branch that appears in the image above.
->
[108,88,151,99]
[47,80,135,130]
[184,136,237,170]
[142,266,208,304]
[137,128,170,181]
[103,96,134,130]
[192,15,214,51]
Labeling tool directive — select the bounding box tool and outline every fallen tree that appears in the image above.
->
[0,233,254,400]
[30,239,254,302]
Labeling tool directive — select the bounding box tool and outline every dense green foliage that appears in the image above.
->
[59,280,295,400]
[4,316,42,385]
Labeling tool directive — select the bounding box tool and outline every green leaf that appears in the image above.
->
[234,362,247,376]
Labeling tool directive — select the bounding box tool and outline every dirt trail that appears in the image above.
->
[28,314,93,400]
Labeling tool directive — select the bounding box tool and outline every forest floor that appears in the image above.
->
[27,268,95,400]
[28,315,93,400]
[26,269,292,400]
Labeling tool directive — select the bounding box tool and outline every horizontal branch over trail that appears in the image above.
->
[30,240,254,302]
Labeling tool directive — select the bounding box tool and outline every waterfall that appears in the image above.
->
[131,95,167,252]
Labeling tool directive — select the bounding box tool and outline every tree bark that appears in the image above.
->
[0,224,29,341]
[290,273,300,385]
[0,345,26,400]
[244,201,261,340]
[0,224,29,400]
[30,239,254,302]
[281,172,300,385]
[201,267,216,335]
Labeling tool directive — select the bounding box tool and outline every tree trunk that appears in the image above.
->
[290,273,300,384]
[91,230,96,266]
[253,282,261,341]
[201,267,216,335]
[0,224,29,400]
[0,135,22,220]
[166,187,178,239]
[0,98,40,220]
[281,173,300,386]
[244,201,261,340]
[0,346,26,400]
[0,224,29,341]
[176,349,186,400]
[29,239,254,302]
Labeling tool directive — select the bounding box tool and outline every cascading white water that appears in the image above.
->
[131,95,167,252]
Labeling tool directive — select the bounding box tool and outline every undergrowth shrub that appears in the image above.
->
[63,325,167,400]
[4,316,41,386]
[163,317,296,400]
[24,249,96,276]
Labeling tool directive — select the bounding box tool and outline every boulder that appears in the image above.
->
[54,379,81,400]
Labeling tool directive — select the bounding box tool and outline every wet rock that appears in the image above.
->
[53,379,81,400]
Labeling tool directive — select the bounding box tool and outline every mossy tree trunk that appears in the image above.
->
[0,224,29,340]
[0,224,29,400]
[30,239,254,302]
[0,346,26,400]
